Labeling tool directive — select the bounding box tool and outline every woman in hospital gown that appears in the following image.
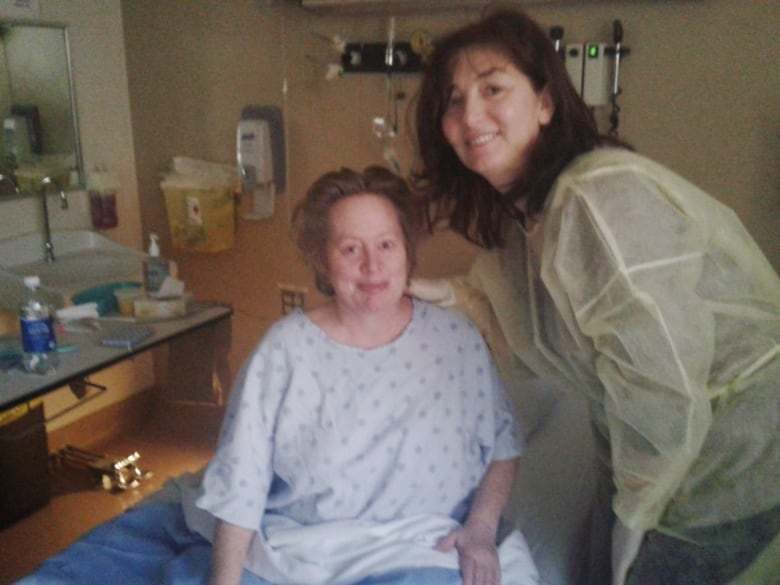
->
[408,7,780,585]
[192,166,536,585]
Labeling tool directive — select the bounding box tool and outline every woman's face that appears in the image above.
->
[441,46,553,193]
[325,193,409,315]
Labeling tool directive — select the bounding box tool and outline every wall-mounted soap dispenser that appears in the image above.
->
[87,167,119,229]
[237,106,285,220]
[238,117,274,220]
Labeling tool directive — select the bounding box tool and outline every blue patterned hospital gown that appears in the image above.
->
[196,299,523,533]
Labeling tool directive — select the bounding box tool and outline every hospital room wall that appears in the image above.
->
[121,0,780,378]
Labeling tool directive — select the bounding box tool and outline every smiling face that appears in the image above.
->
[325,193,409,315]
[441,46,554,194]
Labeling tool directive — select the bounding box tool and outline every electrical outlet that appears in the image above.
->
[278,283,307,315]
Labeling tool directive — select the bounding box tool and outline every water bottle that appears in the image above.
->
[19,275,59,374]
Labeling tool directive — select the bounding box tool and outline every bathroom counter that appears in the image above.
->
[0,303,232,411]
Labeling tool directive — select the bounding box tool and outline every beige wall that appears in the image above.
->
[122,0,780,380]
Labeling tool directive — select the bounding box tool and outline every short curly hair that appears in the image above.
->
[292,166,421,296]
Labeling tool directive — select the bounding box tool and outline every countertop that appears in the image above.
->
[0,303,232,411]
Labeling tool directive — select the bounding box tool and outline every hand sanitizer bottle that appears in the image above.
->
[143,233,170,295]
[19,276,59,374]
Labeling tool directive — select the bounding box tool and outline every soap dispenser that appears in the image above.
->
[143,233,170,295]
[87,166,119,229]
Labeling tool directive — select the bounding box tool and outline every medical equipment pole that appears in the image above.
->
[609,20,625,137]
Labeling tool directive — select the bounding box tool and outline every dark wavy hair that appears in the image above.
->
[410,7,622,248]
[292,166,421,296]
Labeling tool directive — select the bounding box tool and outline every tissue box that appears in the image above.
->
[133,292,193,319]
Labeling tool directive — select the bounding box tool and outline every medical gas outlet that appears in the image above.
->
[565,42,611,106]
[583,43,610,106]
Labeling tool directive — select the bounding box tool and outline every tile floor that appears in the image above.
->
[0,401,223,584]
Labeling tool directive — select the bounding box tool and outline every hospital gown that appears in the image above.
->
[437,148,779,581]
[192,299,526,583]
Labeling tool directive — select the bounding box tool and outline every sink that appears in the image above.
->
[0,230,147,310]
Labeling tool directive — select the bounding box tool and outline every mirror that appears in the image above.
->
[0,22,83,197]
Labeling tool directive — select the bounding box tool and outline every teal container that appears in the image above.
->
[71,281,142,316]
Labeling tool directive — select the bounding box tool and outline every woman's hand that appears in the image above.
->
[436,520,501,585]
[437,458,518,585]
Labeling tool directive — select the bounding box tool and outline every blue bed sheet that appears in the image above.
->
[14,503,461,585]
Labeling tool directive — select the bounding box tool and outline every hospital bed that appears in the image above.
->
[14,381,596,585]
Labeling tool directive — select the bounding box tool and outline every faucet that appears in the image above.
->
[40,176,68,263]
[0,173,19,195]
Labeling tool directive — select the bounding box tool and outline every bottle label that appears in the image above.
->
[145,260,170,293]
[21,317,57,353]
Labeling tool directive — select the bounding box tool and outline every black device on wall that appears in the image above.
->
[340,41,421,74]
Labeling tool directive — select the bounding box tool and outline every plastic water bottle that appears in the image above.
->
[19,275,59,374]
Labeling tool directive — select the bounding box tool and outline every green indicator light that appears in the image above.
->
[587,44,599,58]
